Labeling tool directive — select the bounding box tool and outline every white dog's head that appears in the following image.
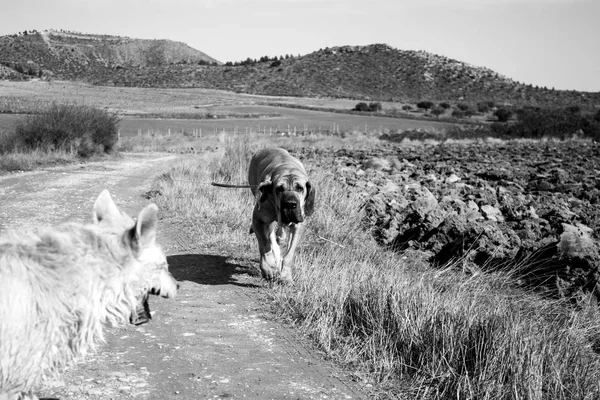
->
[93,190,177,325]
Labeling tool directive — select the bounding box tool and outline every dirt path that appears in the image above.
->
[0,153,366,400]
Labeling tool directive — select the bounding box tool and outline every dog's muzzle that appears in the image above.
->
[281,194,304,224]
[130,293,152,325]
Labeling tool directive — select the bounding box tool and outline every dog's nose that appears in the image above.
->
[282,201,297,210]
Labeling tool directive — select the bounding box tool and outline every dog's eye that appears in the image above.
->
[295,185,304,192]
[276,186,285,193]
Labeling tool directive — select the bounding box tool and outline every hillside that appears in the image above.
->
[1,31,598,107]
[0,30,219,80]
[105,44,598,107]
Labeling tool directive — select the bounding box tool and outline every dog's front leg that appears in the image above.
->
[253,216,282,281]
[280,222,305,283]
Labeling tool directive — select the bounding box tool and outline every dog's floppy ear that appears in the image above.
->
[256,180,273,205]
[304,181,315,217]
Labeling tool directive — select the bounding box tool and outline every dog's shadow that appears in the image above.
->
[167,253,261,288]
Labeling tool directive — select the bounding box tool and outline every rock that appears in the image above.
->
[480,205,504,222]
[558,223,597,259]
[380,181,400,194]
[363,157,391,171]
[446,174,461,184]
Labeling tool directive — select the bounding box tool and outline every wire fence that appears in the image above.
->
[116,122,388,140]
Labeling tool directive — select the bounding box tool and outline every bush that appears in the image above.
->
[439,102,451,109]
[477,102,491,113]
[368,102,382,112]
[416,101,435,111]
[492,107,600,139]
[402,104,413,111]
[269,59,282,68]
[430,107,445,118]
[14,103,120,157]
[494,108,513,122]
[353,102,382,112]
[457,103,470,111]
[353,102,371,112]
[451,109,466,119]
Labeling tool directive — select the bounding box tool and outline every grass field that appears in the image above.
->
[0,80,457,134]
[148,134,600,399]
[0,80,399,115]
[0,80,454,139]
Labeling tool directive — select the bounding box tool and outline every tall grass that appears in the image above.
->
[14,103,119,156]
[150,135,600,399]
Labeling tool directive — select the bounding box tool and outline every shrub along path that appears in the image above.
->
[0,152,366,400]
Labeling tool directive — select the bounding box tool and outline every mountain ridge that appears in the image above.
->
[1,31,598,107]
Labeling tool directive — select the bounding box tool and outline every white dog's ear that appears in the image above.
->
[256,180,272,208]
[93,189,122,224]
[133,204,158,248]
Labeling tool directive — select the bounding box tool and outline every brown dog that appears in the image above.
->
[248,148,315,282]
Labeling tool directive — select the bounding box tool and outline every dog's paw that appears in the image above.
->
[260,266,279,281]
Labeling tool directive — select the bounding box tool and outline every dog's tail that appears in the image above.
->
[211,182,256,189]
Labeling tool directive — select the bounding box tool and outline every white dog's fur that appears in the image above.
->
[0,190,177,400]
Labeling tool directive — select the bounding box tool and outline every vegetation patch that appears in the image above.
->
[0,103,119,172]
[13,103,119,156]
[148,134,600,398]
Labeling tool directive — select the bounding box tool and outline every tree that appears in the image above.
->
[457,103,470,111]
[353,102,370,112]
[477,102,491,113]
[452,109,466,119]
[430,107,444,118]
[416,101,434,111]
[368,102,382,112]
[402,105,413,111]
[439,102,451,109]
[494,108,513,122]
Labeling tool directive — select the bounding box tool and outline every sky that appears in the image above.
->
[1,0,599,92]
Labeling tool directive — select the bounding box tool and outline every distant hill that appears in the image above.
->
[1,32,598,107]
[0,29,219,80]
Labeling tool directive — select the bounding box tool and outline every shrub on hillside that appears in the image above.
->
[477,101,492,113]
[457,103,470,111]
[14,104,120,156]
[369,102,383,112]
[430,106,445,118]
[439,102,451,109]
[402,104,413,111]
[353,102,382,112]
[416,101,434,111]
[494,108,513,122]
[491,107,600,139]
[451,109,466,119]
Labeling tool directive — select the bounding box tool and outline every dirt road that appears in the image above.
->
[0,153,366,400]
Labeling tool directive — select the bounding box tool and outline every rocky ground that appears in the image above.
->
[296,139,600,300]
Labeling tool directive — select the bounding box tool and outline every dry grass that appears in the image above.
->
[149,134,600,399]
[0,148,77,172]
